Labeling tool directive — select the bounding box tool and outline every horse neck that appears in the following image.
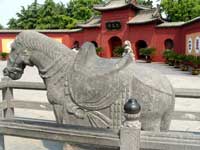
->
[30,50,56,71]
[30,48,71,79]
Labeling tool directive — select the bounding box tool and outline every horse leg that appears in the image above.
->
[160,111,171,131]
[141,114,162,132]
[160,95,175,131]
[160,106,174,131]
[53,104,64,124]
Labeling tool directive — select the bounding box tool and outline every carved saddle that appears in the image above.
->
[68,42,132,111]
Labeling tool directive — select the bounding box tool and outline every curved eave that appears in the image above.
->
[0,29,83,33]
[94,4,129,11]
[94,4,149,11]
[183,16,200,26]
[127,18,159,25]
[77,24,101,28]
[156,16,200,28]
[156,25,183,28]
[156,22,185,28]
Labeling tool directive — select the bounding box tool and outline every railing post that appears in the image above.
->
[2,77,14,119]
[0,77,12,150]
[120,99,141,150]
[0,136,4,150]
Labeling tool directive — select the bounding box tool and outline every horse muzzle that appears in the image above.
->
[3,68,9,76]
[3,67,23,80]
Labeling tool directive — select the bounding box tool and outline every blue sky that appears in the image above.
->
[0,0,160,27]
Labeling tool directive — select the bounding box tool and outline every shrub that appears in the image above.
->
[0,52,8,58]
[96,47,103,53]
[189,55,200,69]
[166,50,176,65]
[113,46,125,57]
[163,49,173,60]
[139,47,156,56]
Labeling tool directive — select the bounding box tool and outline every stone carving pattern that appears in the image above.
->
[3,31,175,131]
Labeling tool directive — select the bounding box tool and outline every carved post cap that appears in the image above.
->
[123,99,141,128]
[124,99,141,114]
[121,99,141,150]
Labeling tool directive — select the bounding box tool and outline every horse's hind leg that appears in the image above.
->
[160,96,174,131]
[53,104,64,124]
[141,114,162,132]
[160,110,172,131]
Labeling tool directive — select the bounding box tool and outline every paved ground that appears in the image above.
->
[0,61,200,149]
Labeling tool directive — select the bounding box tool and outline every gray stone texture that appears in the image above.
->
[3,31,175,132]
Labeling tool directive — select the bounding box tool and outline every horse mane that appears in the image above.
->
[14,31,74,60]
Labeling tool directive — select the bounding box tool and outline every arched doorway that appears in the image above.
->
[135,40,147,59]
[109,36,122,57]
[72,41,80,50]
[91,41,98,48]
[164,39,174,49]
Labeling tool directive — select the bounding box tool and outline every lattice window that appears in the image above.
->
[195,36,200,53]
[188,38,193,53]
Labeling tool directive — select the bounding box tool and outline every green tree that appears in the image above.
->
[7,0,77,29]
[36,0,77,29]
[7,18,18,29]
[161,0,200,21]
[66,0,103,22]
[0,24,3,29]
[7,0,40,29]
[137,0,153,7]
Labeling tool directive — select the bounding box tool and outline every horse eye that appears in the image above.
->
[11,48,15,52]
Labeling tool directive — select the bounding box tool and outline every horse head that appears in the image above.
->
[3,39,33,80]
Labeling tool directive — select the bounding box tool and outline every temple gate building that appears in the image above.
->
[0,0,200,61]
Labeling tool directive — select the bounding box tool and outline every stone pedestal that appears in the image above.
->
[120,99,141,150]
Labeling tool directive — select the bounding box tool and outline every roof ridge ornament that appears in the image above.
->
[125,0,131,3]
[125,0,137,4]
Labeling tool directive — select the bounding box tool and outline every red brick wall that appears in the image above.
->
[181,21,200,55]
[1,10,200,62]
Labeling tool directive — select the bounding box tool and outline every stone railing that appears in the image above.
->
[0,78,200,150]
[0,77,142,150]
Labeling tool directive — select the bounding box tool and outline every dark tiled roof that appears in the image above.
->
[157,16,200,28]
[128,9,161,24]
[0,29,82,33]
[94,0,149,11]
[184,16,200,26]
[77,16,101,28]
[157,22,185,28]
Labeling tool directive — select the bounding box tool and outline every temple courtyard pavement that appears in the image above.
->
[0,60,200,150]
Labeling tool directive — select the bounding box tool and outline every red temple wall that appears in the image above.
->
[181,21,200,55]
[0,19,200,62]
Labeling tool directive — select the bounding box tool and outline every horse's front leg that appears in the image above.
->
[53,104,64,124]
[47,83,64,124]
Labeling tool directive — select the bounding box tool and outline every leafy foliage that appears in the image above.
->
[113,46,125,57]
[96,47,103,53]
[139,47,156,56]
[137,0,153,8]
[7,18,18,29]
[161,0,200,21]
[0,52,8,58]
[188,55,200,68]
[36,0,77,29]
[66,0,103,22]
[0,24,3,29]
[7,0,103,29]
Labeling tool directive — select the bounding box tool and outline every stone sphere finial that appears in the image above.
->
[123,98,141,128]
[124,99,141,114]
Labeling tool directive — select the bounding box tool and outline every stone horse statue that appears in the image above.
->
[3,31,175,131]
